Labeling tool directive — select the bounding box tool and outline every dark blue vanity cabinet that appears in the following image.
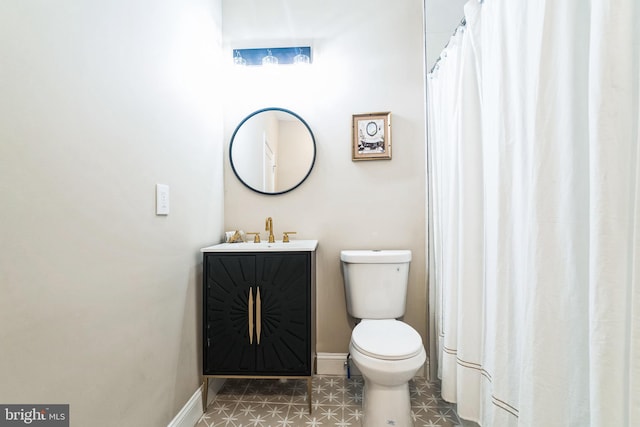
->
[201,250,316,412]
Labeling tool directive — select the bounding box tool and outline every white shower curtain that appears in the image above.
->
[427,1,639,426]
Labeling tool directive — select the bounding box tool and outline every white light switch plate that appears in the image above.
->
[156,184,170,215]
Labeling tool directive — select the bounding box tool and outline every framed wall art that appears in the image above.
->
[352,112,392,161]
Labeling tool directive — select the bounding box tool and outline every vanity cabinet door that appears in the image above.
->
[254,253,310,375]
[203,252,312,376]
[204,254,256,375]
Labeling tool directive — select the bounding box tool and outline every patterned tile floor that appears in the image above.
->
[196,375,462,427]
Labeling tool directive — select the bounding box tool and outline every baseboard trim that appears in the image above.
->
[316,352,361,376]
[167,378,226,427]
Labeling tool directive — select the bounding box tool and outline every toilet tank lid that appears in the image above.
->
[340,250,411,263]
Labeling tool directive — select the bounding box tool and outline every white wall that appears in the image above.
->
[0,1,224,426]
[222,0,428,357]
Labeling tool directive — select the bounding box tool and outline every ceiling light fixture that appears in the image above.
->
[231,46,312,67]
[293,48,311,65]
[261,49,279,66]
[233,50,247,66]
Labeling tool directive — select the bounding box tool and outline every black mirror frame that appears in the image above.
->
[229,107,317,196]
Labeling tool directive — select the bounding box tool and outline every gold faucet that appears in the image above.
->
[265,217,275,243]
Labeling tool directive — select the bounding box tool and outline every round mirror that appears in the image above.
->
[229,108,316,195]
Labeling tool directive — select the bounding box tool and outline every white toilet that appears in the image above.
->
[341,250,426,427]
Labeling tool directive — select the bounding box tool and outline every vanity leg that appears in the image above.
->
[202,377,209,412]
[307,377,313,414]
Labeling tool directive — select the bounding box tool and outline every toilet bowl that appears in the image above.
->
[349,319,426,427]
[341,250,425,427]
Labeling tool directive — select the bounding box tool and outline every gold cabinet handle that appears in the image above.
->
[248,287,254,344]
[256,287,262,344]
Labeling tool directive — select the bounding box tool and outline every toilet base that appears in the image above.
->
[361,379,412,427]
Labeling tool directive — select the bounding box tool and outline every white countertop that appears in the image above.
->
[201,239,318,253]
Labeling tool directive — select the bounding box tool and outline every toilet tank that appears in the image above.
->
[341,250,412,319]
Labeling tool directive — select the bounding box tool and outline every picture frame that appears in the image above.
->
[352,112,392,161]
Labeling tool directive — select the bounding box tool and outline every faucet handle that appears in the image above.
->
[246,232,261,243]
[282,231,297,243]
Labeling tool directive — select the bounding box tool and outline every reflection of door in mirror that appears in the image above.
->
[263,133,276,193]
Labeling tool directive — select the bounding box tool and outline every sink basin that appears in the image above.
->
[201,239,318,253]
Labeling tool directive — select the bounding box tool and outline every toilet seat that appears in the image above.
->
[351,319,423,360]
